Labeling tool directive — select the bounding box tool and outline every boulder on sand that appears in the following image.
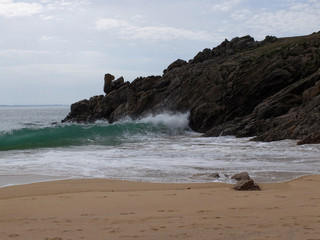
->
[231,172,261,191]
[231,172,250,181]
[233,179,261,191]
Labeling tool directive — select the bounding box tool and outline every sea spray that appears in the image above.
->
[137,112,190,132]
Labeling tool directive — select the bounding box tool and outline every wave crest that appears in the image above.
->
[0,112,190,151]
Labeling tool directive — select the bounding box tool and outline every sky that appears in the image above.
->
[0,0,319,105]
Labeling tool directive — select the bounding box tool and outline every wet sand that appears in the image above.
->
[1,175,320,240]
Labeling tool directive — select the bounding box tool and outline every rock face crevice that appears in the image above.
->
[63,32,320,144]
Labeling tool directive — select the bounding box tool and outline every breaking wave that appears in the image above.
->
[0,112,190,151]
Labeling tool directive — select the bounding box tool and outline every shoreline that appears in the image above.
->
[0,171,315,189]
[1,175,320,239]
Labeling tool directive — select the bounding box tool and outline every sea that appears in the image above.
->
[0,105,319,188]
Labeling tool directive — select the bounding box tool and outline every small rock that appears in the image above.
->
[231,172,250,181]
[209,173,220,179]
[233,179,261,191]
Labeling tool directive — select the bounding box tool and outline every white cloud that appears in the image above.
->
[0,0,43,17]
[290,3,309,10]
[231,9,250,21]
[0,0,91,19]
[95,18,129,30]
[40,35,68,43]
[40,14,54,20]
[123,26,215,42]
[229,1,320,39]
[212,0,242,12]
[95,18,215,42]
[0,49,50,57]
[43,0,90,11]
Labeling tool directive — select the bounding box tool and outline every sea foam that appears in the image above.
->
[137,112,190,132]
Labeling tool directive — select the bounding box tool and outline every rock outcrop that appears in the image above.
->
[104,74,128,94]
[63,32,320,144]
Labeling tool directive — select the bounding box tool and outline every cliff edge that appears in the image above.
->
[63,32,320,144]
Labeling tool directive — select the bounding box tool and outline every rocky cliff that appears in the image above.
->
[63,32,320,144]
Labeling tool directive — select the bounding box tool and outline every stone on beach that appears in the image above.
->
[231,172,251,181]
[233,179,261,191]
[231,172,261,191]
[209,173,220,179]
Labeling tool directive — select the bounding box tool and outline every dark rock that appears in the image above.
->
[231,172,251,181]
[103,73,115,94]
[192,48,214,63]
[297,132,320,145]
[191,35,256,64]
[233,179,261,191]
[263,35,278,43]
[63,32,320,144]
[164,59,187,74]
[103,74,126,95]
[209,173,220,179]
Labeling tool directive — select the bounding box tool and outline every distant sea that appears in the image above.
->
[0,105,319,187]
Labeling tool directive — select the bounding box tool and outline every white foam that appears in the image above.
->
[138,112,190,131]
[1,135,320,186]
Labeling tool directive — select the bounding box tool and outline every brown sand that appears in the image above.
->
[1,176,320,240]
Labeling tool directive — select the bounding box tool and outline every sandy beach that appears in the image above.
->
[1,176,320,240]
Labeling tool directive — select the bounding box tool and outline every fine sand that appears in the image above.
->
[1,176,320,240]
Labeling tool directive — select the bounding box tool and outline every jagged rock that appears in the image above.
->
[103,74,126,95]
[192,48,214,63]
[233,179,261,191]
[231,172,251,181]
[164,59,187,74]
[63,32,320,144]
[263,35,278,43]
[297,132,320,145]
[103,73,115,94]
[191,35,255,63]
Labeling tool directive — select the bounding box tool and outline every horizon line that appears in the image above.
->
[0,104,69,107]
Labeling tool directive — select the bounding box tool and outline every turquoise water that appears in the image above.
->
[0,106,319,186]
[0,122,168,151]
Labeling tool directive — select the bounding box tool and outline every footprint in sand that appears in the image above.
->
[80,213,95,217]
[120,212,136,215]
[95,195,108,199]
[58,196,70,199]
[274,195,287,198]
[8,234,19,238]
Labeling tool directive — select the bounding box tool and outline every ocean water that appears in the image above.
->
[0,106,319,187]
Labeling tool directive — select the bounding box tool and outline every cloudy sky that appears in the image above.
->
[0,0,319,105]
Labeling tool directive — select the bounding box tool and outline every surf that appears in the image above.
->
[0,112,190,151]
